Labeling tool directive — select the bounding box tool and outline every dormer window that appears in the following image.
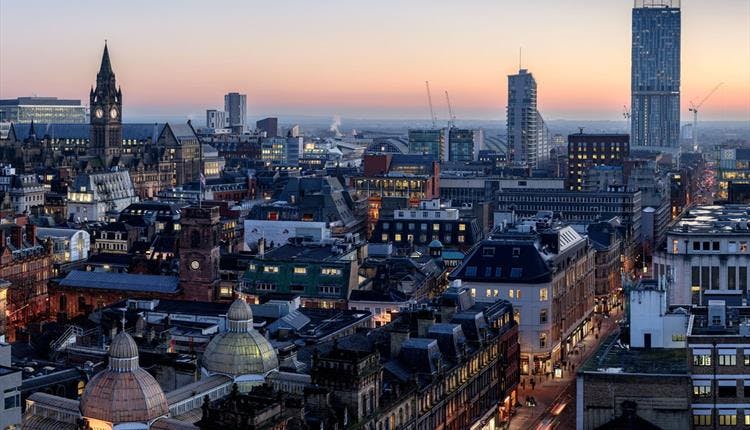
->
[483,247,495,257]
[512,247,521,257]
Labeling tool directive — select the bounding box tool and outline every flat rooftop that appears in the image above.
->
[669,205,750,234]
[580,333,688,375]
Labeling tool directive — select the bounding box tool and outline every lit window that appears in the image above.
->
[293,267,307,275]
[263,265,279,273]
[719,350,737,366]
[539,333,547,348]
[381,234,388,242]
[718,413,736,426]
[433,224,440,231]
[539,288,548,301]
[395,234,402,242]
[458,224,466,231]
[693,352,712,366]
[458,235,465,243]
[321,267,342,276]
[672,240,679,254]
[509,290,514,299]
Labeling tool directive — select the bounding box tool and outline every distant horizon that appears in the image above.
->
[1,0,749,122]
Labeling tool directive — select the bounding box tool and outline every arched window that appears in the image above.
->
[398,407,404,425]
[59,294,67,312]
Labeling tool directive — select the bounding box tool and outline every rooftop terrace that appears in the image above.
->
[580,333,688,375]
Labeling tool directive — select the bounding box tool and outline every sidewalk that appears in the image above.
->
[508,311,621,430]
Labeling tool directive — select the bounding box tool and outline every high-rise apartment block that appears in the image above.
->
[223,92,247,132]
[205,109,226,129]
[631,0,681,148]
[507,69,549,167]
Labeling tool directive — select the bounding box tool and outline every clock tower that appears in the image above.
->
[179,205,221,301]
[89,42,122,167]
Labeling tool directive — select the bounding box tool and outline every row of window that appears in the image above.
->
[381,233,465,244]
[382,222,466,232]
[249,264,342,277]
[693,349,750,366]
[693,411,750,427]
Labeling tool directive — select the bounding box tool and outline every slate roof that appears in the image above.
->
[58,270,179,294]
[11,123,165,141]
[449,238,552,284]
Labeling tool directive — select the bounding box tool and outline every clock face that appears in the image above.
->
[190,260,201,270]
[109,107,118,119]
[95,108,104,119]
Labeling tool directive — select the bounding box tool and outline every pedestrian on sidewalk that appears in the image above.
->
[530,378,536,391]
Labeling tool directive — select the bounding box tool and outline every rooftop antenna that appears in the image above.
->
[519,46,523,70]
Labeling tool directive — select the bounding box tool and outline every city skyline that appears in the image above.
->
[1,0,749,122]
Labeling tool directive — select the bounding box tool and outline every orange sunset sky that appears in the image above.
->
[1,0,748,122]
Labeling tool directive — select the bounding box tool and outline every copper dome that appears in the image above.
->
[202,300,278,376]
[80,332,168,424]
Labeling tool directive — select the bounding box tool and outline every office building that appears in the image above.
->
[256,117,278,138]
[260,136,303,166]
[371,198,482,250]
[224,92,247,132]
[652,205,750,306]
[239,239,362,309]
[496,187,643,248]
[408,128,445,161]
[687,300,750,428]
[567,133,630,190]
[447,127,477,162]
[507,69,544,167]
[0,97,86,124]
[451,222,595,374]
[631,0,681,148]
[716,148,750,201]
[205,109,227,129]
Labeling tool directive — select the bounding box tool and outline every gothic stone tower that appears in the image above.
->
[89,42,122,167]
[179,205,221,301]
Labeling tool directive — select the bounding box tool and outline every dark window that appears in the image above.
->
[712,242,720,251]
[741,267,748,292]
[718,384,736,398]
[59,295,67,312]
[728,266,737,290]
[711,266,720,289]
[693,241,700,250]
[510,268,523,279]
[190,230,201,248]
[465,266,477,276]
[744,385,750,397]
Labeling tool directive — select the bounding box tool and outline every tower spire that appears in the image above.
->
[99,41,113,76]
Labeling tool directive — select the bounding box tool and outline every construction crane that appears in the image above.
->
[445,91,456,129]
[689,82,723,152]
[425,81,437,128]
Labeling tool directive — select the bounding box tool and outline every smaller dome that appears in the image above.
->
[202,330,279,377]
[228,299,253,322]
[110,331,139,359]
[429,239,443,248]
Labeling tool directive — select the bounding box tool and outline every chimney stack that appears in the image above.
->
[11,225,23,248]
[26,224,36,246]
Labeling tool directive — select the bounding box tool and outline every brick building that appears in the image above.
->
[1,223,52,342]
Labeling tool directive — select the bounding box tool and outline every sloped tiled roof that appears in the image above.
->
[58,270,179,294]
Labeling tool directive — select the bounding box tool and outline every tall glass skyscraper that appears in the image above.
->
[631,0,681,149]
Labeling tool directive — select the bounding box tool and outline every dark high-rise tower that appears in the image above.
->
[89,42,122,166]
[631,0,681,149]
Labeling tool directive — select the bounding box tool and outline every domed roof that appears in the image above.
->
[429,239,443,248]
[109,331,139,359]
[227,299,252,323]
[80,332,168,424]
[202,330,279,377]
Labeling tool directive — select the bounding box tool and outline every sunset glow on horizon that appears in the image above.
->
[1,0,748,122]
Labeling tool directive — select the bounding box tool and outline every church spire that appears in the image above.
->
[98,41,113,77]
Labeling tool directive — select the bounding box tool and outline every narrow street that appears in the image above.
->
[508,311,621,430]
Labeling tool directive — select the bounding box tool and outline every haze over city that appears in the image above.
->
[1,0,749,122]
